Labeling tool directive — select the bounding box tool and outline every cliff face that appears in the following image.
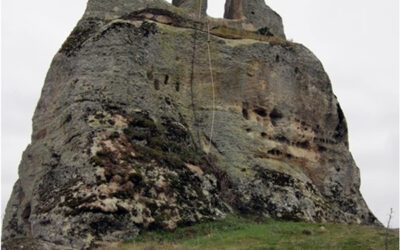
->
[2,0,379,249]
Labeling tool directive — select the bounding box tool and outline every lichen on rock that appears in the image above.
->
[2,0,379,249]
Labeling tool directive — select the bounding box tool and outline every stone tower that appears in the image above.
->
[2,0,378,249]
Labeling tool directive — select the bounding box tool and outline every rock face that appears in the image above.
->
[172,0,207,16]
[2,0,379,249]
[224,0,285,39]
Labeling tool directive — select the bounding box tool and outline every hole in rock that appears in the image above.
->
[175,82,180,92]
[318,145,327,152]
[242,108,249,120]
[22,204,31,220]
[164,75,169,85]
[261,132,267,138]
[254,107,267,117]
[268,149,282,156]
[258,27,273,36]
[269,108,283,120]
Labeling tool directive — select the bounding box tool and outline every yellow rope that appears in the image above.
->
[198,0,203,18]
[198,0,216,154]
[206,21,216,154]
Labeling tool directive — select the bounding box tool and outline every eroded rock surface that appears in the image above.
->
[224,0,285,39]
[172,0,207,16]
[2,0,378,249]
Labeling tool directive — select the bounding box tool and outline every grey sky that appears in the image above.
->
[1,0,399,228]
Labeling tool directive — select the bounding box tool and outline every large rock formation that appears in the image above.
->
[2,0,379,249]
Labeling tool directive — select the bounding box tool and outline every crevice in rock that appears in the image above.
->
[274,135,289,144]
[333,103,347,142]
[164,97,171,105]
[62,114,72,126]
[146,68,154,80]
[164,75,169,85]
[22,204,31,222]
[268,149,282,156]
[121,8,291,47]
[296,140,310,149]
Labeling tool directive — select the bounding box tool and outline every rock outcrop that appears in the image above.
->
[2,0,379,249]
[224,0,285,39]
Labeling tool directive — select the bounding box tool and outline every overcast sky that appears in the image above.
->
[1,0,399,228]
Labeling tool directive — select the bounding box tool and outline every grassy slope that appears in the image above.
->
[108,215,398,250]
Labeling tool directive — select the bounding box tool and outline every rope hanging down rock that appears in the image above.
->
[198,0,216,154]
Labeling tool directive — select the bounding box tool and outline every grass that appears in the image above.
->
[104,215,399,250]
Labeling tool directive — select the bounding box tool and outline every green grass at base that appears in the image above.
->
[118,215,399,250]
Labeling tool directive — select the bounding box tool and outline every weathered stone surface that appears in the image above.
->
[2,237,74,250]
[224,0,286,39]
[172,0,207,17]
[2,0,379,249]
